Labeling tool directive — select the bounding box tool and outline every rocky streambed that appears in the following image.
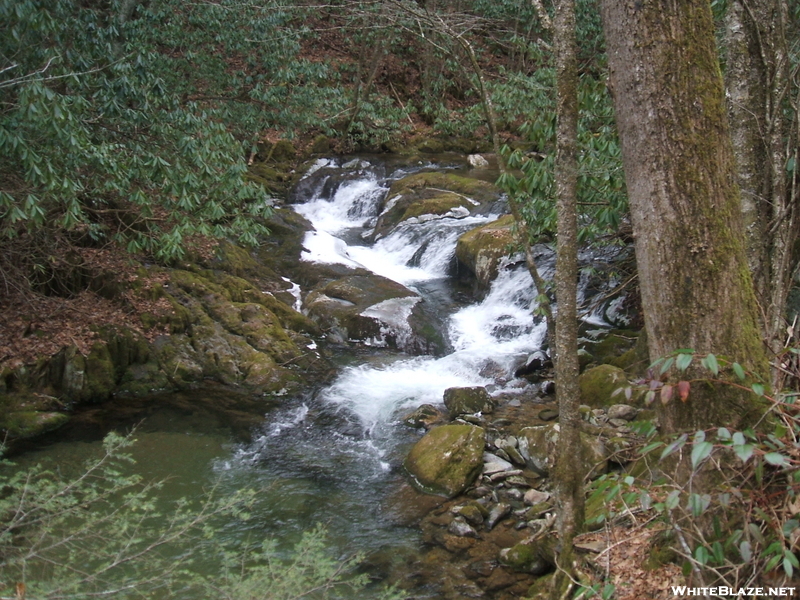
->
[1,153,647,599]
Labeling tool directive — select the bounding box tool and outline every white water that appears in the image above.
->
[294,159,547,438]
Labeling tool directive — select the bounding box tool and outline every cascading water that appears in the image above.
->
[294,158,547,438]
[213,157,550,570]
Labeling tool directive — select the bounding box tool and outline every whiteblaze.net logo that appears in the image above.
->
[671,587,796,597]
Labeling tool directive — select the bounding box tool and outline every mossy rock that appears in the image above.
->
[455,215,516,289]
[372,172,500,239]
[83,342,117,402]
[1,410,70,439]
[578,364,632,408]
[581,329,639,364]
[498,539,553,574]
[0,391,67,438]
[404,424,485,497]
[518,423,608,479]
[304,274,441,353]
[443,386,495,419]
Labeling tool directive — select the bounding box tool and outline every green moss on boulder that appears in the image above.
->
[443,386,495,419]
[455,215,516,288]
[579,364,631,408]
[404,424,485,497]
[373,172,500,239]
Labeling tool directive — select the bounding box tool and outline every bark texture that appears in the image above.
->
[725,0,795,373]
[599,0,770,431]
[551,0,583,596]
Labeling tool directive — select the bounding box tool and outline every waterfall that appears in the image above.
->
[293,159,546,438]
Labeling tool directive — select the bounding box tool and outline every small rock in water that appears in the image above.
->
[540,380,556,395]
[453,503,486,526]
[468,154,490,168]
[403,403,444,429]
[486,503,512,530]
[508,398,522,407]
[468,485,492,499]
[448,517,479,538]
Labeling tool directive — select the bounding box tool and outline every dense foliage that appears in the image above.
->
[0,0,281,264]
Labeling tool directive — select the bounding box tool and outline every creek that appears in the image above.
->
[12,156,552,597]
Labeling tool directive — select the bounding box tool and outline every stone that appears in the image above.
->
[540,380,556,395]
[523,489,551,506]
[443,386,495,418]
[404,424,486,497]
[537,408,558,421]
[455,215,516,289]
[448,517,480,538]
[607,403,638,421]
[579,364,631,408]
[404,403,445,429]
[498,540,551,575]
[517,423,609,480]
[483,452,514,475]
[453,503,487,526]
[486,503,512,530]
[468,153,489,168]
[373,171,500,239]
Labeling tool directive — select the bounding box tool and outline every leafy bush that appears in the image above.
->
[0,431,404,599]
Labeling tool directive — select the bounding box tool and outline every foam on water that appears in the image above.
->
[293,159,545,437]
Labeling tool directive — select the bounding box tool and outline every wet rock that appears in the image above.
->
[448,517,480,538]
[514,350,552,379]
[465,559,496,579]
[486,502,512,530]
[404,404,445,429]
[607,403,638,421]
[373,172,501,239]
[540,380,556,395]
[453,502,487,526]
[503,488,524,501]
[455,215,516,290]
[493,448,511,462]
[468,154,490,168]
[404,424,486,497]
[444,386,496,419]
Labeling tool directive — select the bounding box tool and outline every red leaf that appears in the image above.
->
[678,380,690,402]
[660,384,674,405]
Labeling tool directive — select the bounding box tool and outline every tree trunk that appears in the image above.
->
[724,0,795,381]
[551,0,583,597]
[599,0,770,431]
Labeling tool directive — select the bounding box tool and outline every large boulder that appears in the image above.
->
[304,274,444,354]
[517,423,608,480]
[372,172,501,239]
[455,215,517,289]
[578,364,632,408]
[404,424,486,497]
[443,386,496,419]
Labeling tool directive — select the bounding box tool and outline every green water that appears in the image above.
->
[5,387,423,598]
